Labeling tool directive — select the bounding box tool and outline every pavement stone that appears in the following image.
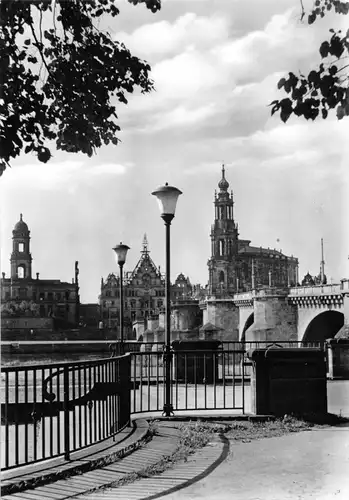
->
[1,421,181,500]
[1,421,149,496]
[4,419,347,500]
[75,434,226,500]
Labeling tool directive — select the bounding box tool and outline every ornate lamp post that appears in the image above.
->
[152,183,182,417]
[112,242,130,355]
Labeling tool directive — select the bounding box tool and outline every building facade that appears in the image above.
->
[99,235,199,336]
[208,166,299,296]
[1,215,79,326]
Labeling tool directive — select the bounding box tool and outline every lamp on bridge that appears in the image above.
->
[113,242,130,355]
[152,182,182,417]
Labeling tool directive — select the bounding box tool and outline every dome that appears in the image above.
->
[13,214,29,233]
[218,165,229,191]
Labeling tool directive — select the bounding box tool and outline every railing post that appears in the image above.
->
[63,364,70,461]
[119,355,131,428]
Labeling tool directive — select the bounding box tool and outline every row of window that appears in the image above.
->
[4,291,71,301]
[102,300,163,309]
[103,289,165,298]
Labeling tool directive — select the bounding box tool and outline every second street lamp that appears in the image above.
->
[152,182,182,417]
[112,242,130,356]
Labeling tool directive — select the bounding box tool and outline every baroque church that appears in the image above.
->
[207,165,299,295]
[1,215,79,327]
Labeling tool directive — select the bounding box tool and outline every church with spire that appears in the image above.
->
[208,165,299,296]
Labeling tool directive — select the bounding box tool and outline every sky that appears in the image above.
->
[1,0,348,303]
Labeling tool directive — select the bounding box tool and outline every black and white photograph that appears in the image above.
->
[1,1,348,499]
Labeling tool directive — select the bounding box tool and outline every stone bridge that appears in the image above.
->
[203,280,349,343]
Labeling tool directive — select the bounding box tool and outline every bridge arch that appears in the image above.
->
[302,310,344,343]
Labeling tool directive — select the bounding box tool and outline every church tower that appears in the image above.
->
[208,165,239,295]
[10,214,32,279]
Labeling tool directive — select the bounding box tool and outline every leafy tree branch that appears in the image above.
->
[271,0,349,122]
[0,0,161,176]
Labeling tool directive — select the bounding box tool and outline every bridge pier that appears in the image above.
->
[244,290,298,343]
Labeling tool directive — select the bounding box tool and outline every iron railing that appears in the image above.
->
[130,349,248,416]
[0,339,326,472]
[1,354,130,471]
[125,340,325,353]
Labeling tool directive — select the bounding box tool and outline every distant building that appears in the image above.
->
[99,235,199,337]
[1,215,79,327]
[207,165,299,296]
[172,273,193,301]
[79,303,100,328]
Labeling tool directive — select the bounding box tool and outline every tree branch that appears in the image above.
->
[300,0,305,21]
[39,8,43,44]
[29,20,51,78]
[52,0,57,35]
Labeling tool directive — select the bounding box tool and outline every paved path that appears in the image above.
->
[77,425,349,500]
[77,433,226,500]
[2,422,349,500]
[161,426,349,500]
[1,422,181,500]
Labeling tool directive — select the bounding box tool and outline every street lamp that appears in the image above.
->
[152,182,182,417]
[112,242,130,355]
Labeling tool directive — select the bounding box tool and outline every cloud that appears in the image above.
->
[118,6,332,134]
[0,160,85,191]
[117,12,229,59]
[0,159,131,192]
[87,163,131,176]
[145,102,216,132]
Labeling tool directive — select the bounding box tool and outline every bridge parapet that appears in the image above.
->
[288,284,344,297]
[288,285,344,308]
[232,291,254,307]
[233,288,289,307]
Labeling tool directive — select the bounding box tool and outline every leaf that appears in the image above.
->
[277,78,286,89]
[319,41,330,58]
[336,105,345,120]
[308,13,316,25]
[329,36,344,58]
[308,70,319,85]
[280,109,291,123]
[284,80,291,93]
[288,72,298,88]
[37,147,52,163]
